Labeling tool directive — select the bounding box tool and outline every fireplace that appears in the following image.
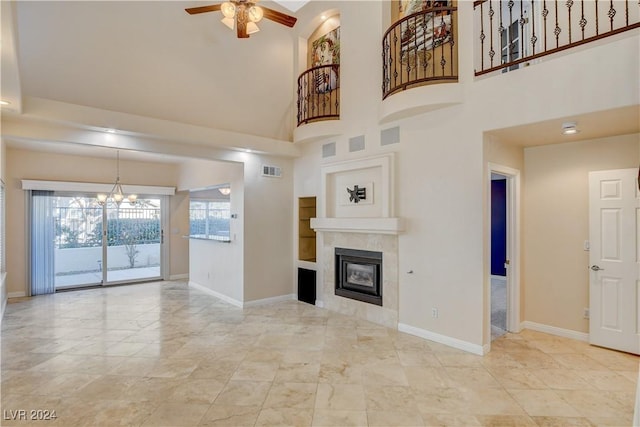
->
[335,248,383,306]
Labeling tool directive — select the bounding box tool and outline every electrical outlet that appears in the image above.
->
[431,308,438,318]
[583,308,590,319]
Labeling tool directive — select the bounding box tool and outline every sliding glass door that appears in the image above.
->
[33,192,165,293]
[53,195,103,289]
[105,198,162,284]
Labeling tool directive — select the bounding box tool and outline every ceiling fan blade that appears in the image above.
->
[260,6,297,28]
[185,4,222,15]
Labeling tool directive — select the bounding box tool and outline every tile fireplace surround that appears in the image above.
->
[311,154,403,328]
[321,231,398,328]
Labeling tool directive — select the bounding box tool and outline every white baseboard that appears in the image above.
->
[169,274,189,281]
[8,292,26,299]
[521,320,589,342]
[398,323,486,355]
[244,294,295,308]
[188,283,295,309]
[188,281,243,308]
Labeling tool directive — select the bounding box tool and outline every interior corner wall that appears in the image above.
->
[5,148,181,297]
[178,158,245,303]
[523,133,640,333]
[177,153,294,305]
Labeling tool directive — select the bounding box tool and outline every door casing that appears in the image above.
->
[487,163,522,345]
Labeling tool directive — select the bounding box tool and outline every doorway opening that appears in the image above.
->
[491,173,508,339]
[488,163,521,342]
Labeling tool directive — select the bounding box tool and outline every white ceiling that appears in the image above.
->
[486,105,640,147]
[13,1,299,142]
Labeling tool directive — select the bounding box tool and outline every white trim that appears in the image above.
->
[169,274,189,281]
[243,293,296,307]
[487,163,522,346]
[21,179,175,196]
[521,320,589,342]
[188,282,295,308]
[398,322,486,355]
[8,291,26,299]
[297,260,317,270]
[310,217,404,234]
[188,281,243,308]
[315,299,324,308]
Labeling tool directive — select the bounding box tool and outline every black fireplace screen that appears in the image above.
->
[335,248,382,306]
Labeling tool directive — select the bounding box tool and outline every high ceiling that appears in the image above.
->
[11,1,302,142]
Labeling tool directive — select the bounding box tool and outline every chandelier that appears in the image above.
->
[97,151,137,206]
[220,1,264,35]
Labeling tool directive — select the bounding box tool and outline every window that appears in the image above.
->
[189,185,231,242]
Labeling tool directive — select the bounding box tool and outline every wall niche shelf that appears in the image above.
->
[298,196,317,262]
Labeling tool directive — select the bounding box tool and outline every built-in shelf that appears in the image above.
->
[298,197,317,262]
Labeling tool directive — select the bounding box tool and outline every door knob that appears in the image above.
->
[590,265,604,271]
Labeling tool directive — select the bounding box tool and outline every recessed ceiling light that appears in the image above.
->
[245,149,252,153]
[561,122,579,135]
[0,100,10,106]
[321,14,327,20]
[105,128,117,133]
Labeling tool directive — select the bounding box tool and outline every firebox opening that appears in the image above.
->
[335,248,382,306]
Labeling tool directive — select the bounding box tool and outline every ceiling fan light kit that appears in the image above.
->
[186,0,297,39]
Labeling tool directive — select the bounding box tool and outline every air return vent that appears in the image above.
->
[262,165,282,178]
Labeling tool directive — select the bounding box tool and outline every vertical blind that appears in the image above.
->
[30,190,56,295]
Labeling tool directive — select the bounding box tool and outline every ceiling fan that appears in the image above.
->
[186,1,297,39]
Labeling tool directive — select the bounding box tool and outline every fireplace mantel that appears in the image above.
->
[311,217,404,235]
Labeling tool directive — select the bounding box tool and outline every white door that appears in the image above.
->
[589,168,639,355]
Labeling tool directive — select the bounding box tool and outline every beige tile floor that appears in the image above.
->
[1,281,638,426]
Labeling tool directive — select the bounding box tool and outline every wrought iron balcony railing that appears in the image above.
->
[297,64,340,126]
[474,0,640,76]
[382,4,459,100]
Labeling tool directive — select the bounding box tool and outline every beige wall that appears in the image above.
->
[242,153,294,302]
[523,133,640,333]
[5,148,183,295]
